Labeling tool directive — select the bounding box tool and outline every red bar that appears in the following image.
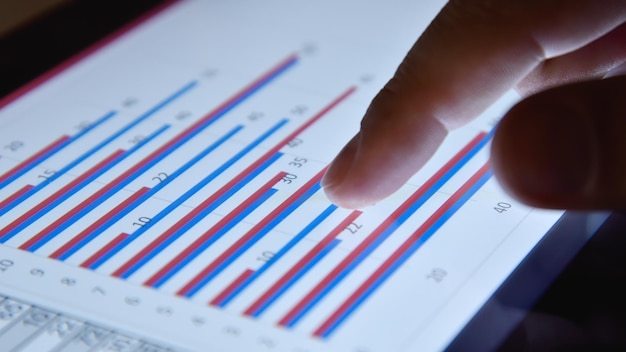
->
[196,87,356,218]
[79,233,130,269]
[243,210,362,314]
[183,53,299,137]
[277,133,487,326]
[97,54,299,193]
[46,187,151,257]
[264,87,356,160]
[210,269,256,306]
[143,172,286,286]
[0,150,124,238]
[35,54,304,242]
[113,171,285,282]
[23,183,144,251]
[0,0,180,109]
[0,136,70,184]
[141,88,355,288]
[0,185,33,211]
[313,163,491,337]
[176,168,326,297]
[23,155,160,249]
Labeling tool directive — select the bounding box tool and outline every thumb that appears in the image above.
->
[491,76,626,210]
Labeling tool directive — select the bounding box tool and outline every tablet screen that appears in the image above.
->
[0,1,600,351]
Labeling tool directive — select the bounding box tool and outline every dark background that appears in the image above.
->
[0,0,68,35]
[498,211,626,351]
[0,0,165,98]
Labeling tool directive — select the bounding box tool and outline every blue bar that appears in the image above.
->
[111,121,287,276]
[88,120,289,270]
[39,126,243,255]
[215,205,338,307]
[28,125,243,252]
[63,150,282,262]
[127,187,278,281]
[43,59,300,253]
[280,133,492,327]
[54,189,152,260]
[318,170,493,338]
[183,181,322,298]
[152,188,278,288]
[0,111,116,190]
[0,126,169,243]
[252,238,341,318]
[0,82,197,216]
[184,56,297,141]
[19,58,298,240]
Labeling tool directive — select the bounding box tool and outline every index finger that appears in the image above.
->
[321,0,626,209]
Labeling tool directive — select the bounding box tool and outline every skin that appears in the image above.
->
[321,0,626,210]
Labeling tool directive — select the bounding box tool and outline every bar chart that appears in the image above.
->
[0,1,564,351]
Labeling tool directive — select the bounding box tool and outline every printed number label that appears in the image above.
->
[0,259,14,273]
[494,202,512,213]
[426,268,447,283]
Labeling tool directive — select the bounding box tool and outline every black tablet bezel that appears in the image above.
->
[0,0,168,99]
[448,211,624,350]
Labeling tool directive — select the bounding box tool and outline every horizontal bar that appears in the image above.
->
[177,168,326,298]
[116,172,287,280]
[244,211,361,317]
[0,136,69,187]
[80,233,130,269]
[0,110,115,189]
[23,125,242,254]
[1,125,168,244]
[314,163,492,338]
[0,82,196,215]
[86,121,288,270]
[143,172,287,287]
[278,131,490,327]
[0,150,125,242]
[48,187,152,259]
[212,204,339,307]
[0,185,33,211]
[211,269,257,307]
[20,54,301,254]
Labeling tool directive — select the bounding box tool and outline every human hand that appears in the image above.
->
[321,0,626,210]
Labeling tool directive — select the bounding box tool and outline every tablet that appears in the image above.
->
[0,0,614,351]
